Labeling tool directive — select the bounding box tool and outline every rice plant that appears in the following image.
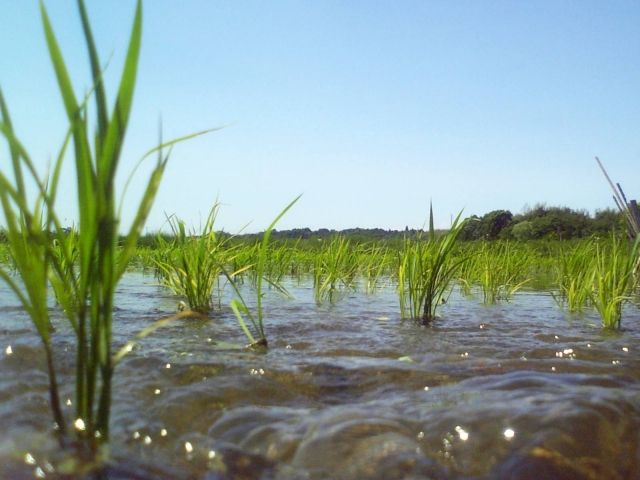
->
[398,205,468,324]
[590,234,640,329]
[313,235,360,303]
[154,203,232,313]
[0,0,213,461]
[478,241,532,304]
[552,238,596,313]
[360,243,393,294]
[228,195,301,347]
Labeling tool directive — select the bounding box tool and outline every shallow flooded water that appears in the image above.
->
[1,272,640,479]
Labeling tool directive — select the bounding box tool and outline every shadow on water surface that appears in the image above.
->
[1,273,639,479]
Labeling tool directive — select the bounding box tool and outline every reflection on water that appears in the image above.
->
[1,272,639,479]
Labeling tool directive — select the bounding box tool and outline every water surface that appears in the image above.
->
[1,273,639,479]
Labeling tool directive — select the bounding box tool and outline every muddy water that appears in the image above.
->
[1,272,640,479]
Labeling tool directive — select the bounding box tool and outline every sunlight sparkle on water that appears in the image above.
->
[455,426,469,441]
[185,442,193,453]
[74,419,85,431]
[504,428,515,439]
[24,453,36,465]
[5,345,12,355]
[160,428,167,437]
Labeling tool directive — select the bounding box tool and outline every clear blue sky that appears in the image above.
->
[1,1,639,233]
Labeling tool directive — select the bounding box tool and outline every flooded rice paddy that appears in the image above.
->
[1,272,640,479]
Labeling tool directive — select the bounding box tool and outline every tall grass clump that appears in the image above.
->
[154,202,232,313]
[552,238,596,313]
[478,241,532,304]
[0,0,213,461]
[590,234,640,330]
[398,206,468,324]
[313,235,360,303]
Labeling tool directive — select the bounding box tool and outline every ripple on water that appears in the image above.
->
[1,275,640,479]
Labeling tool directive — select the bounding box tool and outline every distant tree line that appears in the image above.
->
[459,205,624,241]
[33,204,623,248]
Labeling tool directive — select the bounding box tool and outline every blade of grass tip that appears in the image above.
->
[77,0,108,148]
[429,200,435,242]
[40,2,79,121]
[118,124,229,220]
[99,0,142,183]
[0,89,27,201]
[41,0,97,245]
[256,194,302,328]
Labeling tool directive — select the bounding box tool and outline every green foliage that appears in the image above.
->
[398,206,468,324]
[229,195,301,346]
[590,235,640,330]
[552,238,596,313]
[462,204,624,241]
[459,210,512,240]
[154,203,233,313]
[511,221,534,241]
[0,0,215,459]
[313,235,360,303]
[478,241,532,304]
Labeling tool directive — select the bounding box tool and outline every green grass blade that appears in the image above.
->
[99,0,142,182]
[77,0,108,147]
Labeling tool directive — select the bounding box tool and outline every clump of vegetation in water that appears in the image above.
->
[552,237,596,313]
[398,205,468,324]
[477,241,532,304]
[313,234,360,303]
[154,202,235,314]
[590,234,640,330]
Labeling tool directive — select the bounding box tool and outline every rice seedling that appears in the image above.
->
[360,243,393,294]
[228,195,301,347]
[478,241,532,304]
[259,239,300,295]
[551,238,596,313]
[398,205,468,324]
[590,234,640,330]
[154,203,233,313]
[313,234,360,303]
[0,0,214,462]
[454,243,480,296]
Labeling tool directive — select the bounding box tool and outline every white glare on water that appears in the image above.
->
[504,428,515,439]
[455,426,469,441]
[185,442,193,453]
[5,346,12,355]
[74,419,86,431]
